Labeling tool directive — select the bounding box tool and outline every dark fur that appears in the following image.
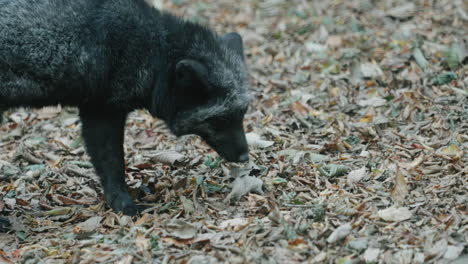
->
[0,0,250,215]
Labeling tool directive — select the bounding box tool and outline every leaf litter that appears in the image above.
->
[0,0,467,263]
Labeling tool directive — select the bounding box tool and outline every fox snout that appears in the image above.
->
[203,124,249,163]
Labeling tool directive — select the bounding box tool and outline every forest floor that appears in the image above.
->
[1,0,467,263]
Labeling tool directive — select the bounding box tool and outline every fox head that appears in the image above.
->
[152,32,251,163]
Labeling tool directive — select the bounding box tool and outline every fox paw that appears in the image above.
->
[107,191,139,216]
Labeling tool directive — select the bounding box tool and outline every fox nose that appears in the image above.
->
[238,153,249,163]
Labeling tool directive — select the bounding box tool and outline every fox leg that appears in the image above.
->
[79,108,138,215]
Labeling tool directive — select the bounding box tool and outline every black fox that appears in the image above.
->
[0,0,251,215]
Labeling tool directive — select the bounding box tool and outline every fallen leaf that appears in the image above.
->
[151,150,186,165]
[348,238,369,251]
[412,47,429,71]
[166,220,198,240]
[327,223,352,243]
[115,255,133,264]
[291,101,311,118]
[377,207,412,222]
[224,175,264,202]
[41,207,75,217]
[347,167,368,184]
[187,255,218,264]
[135,232,150,252]
[360,63,383,78]
[450,254,468,264]
[391,168,408,204]
[327,35,342,47]
[73,216,103,239]
[363,248,380,263]
[444,245,464,260]
[3,198,15,210]
[319,164,350,177]
[180,196,195,214]
[0,255,15,264]
[387,3,416,19]
[246,133,274,148]
[444,41,465,68]
[35,106,62,119]
[357,97,387,107]
[305,42,327,53]
[438,145,463,159]
[62,117,79,127]
[218,218,249,231]
[427,239,448,258]
[432,72,458,85]
[401,155,425,169]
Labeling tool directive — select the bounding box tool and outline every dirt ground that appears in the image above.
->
[0,0,467,263]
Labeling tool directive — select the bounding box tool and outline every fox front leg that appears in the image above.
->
[79,108,138,215]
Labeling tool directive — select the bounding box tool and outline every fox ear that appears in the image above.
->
[175,59,209,91]
[222,32,244,58]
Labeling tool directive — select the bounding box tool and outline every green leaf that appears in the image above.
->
[196,175,204,186]
[318,164,350,177]
[432,72,458,85]
[272,32,282,39]
[67,161,93,169]
[70,137,83,149]
[337,257,353,264]
[24,164,46,172]
[150,235,160,251]
[282,220,297,241]
[5,190,16,199]
[171,0,188,6]
[444,42,463,69]
[291,199,305,205]
[157,201,176,214]
[16,231,28,241]
[204,183,223,193]
[203,155,221,169]
[309,153,329,163]
[272,177,288,184]
[344,136,360,145]
[296,24,314,35]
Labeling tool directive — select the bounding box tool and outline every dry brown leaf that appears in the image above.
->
[150,150,186,165]
[401,155,425,170]
[35,106,62,119]
[391,168,409,204]
[135,232,150,252]
[73,216,103,239]
[438,145,463,160]
[218,218,249,231]
[166,220,198,240]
